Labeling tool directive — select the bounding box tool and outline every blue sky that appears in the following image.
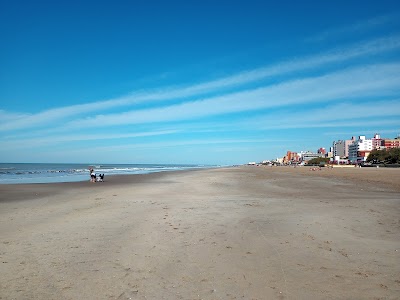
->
[1,0,400,165]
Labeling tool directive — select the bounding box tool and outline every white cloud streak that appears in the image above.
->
[0,110,30,123]
[267,100,400,125]
[11,96,399,149]
[60,138,293,154]
[170,99,400,133]
[1,35,400,132]
[66,63,400,128]
[306,14,399,42]
[323,129,400,136]
[2,130,179,149]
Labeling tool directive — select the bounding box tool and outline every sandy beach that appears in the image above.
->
[0,166,399,299]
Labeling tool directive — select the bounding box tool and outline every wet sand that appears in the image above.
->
[0,166,399,299]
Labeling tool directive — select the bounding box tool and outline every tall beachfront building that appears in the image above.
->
[371,134,383,149]
[332,137,355,158]
[283,151,300,164]
[348,135,373,163]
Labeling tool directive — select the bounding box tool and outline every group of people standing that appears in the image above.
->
[89,168,105,182]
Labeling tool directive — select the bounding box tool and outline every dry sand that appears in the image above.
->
[0,166,399,299]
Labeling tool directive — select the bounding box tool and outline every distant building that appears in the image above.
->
[331,156,349,164]
[371,133,383,150]
[332,137,355,158]
[348,135,373,163]
[300,151,323,162]
[317,147,326,155]
[382,137,400,149]
[326,147,334,158]
[283,151,300,164]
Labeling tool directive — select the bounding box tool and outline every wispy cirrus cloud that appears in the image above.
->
[260,118,400,130]
[2,129,179,149]
[271,100,400,125]
[306,13,400,42]
[155,99,400,134]
[0,110,30,123]
[59,137,296,154]
[65,63,400,128]
[1,35,400,132]
[323,129,400,136]
[246,99,400,130]
[17,96,399,149]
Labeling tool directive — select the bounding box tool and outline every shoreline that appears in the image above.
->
[1,166,399,299]
[0,168,208,203]
[0,163,217,185]
[2,165,399,203]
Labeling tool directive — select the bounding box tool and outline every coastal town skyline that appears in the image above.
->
[272,132,400,165]
[1,1,400,165]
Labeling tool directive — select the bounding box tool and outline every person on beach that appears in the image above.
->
[90,168,96,182]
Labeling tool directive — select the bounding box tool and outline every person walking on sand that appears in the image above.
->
[89,168,96,182]
[91,170,96,182]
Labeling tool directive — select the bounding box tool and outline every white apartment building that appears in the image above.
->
[300,151,323,162]
[348,135,373,163]
[372,133,383,149]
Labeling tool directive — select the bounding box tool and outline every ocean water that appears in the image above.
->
[0,163,216,184]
